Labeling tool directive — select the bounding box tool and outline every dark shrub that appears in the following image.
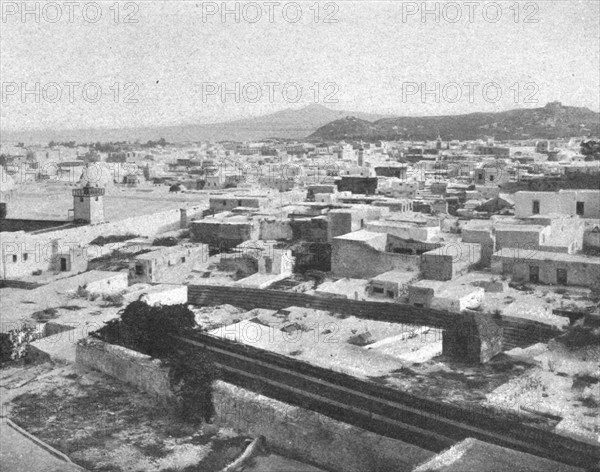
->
[91,301,195,357]
[31,308,59,322]
[152,237,178,247]
[89,301,215,423]
[90,233,139,247]
[168,349,217,424]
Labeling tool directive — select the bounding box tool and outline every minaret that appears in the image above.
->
[72,182,105,224]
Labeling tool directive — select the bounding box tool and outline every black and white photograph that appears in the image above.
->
[1,1,599,471]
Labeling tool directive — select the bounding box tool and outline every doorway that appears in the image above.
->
[529,265,539,283]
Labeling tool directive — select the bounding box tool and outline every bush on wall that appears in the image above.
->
[0,326,40,364]
[90,301,216,423]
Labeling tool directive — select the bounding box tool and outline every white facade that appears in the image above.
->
[514,190,600,219]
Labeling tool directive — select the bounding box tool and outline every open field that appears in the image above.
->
[4,183,213,221]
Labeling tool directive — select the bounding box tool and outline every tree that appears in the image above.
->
[90,301,217,424]
[142,137,168,148]
[581,140,600,161]
[169,349,217,424]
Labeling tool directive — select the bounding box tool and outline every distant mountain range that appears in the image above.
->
[1,105,390,145]
[309,102,600,141]
[2,102,598,145]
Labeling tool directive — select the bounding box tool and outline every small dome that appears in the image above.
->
[77,163,114,188]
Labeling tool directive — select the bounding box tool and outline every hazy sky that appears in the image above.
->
[1,0,599,131]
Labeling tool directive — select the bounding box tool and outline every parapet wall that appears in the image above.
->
[75,338,433,472]
[214,382,433,472]
[76,339,173,399]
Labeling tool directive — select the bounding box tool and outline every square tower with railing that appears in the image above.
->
[72,184,105,224]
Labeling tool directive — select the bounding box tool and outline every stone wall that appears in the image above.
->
[209,197,263,212]
[329,206,386,238]
[213,382,433,472]
[495,226,543,252]
[290,216,330,243]
[420,243,481,281]
[1,205,205,279]
[442,312,503,363]
[259,218,293,241]
[76,339,173,399]
[366,221,440,242]
[187,284,563,350]
[0,219,69,233]
[462,226,495,266]
[75,338,433,472]
[189,220,258,248]
[332,238,420,279]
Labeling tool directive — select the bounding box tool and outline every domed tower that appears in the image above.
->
[72,182,105,224]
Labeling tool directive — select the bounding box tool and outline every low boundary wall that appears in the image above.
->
[75,339,433,472]
[188,285,563,349]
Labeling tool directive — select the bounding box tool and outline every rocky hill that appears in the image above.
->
[308,102,600,141]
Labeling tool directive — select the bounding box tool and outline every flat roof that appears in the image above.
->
[495,224,545,232]
[135,245,199,260]
[422,242,479,255]
[494,248,600,264]
[316,278,368,295]
[409,279,483,297]
[367,220,421,229]
[191,217,253,225]
[409,280,446,290]
[462,220,493,230]
[333,230,384,242]
[516,189,600,196]
[371,270,417,283]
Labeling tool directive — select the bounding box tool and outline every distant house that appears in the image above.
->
[306,184,337,202]
[476,146,510,158]
[235,240,295,276]
[495,216,584,254]
[420,242,482,281]
[475,195,515,214]
[374,165,408,179]
[208,196,266,212]
[474,165,511,186]
[129,245,208,283]
[204,174,241,189]
[368,270,416,299]
[190,218,259,249]
[123,174,144,187]
[492,248,600,289]
[514,190,600,219]
[331,230,420,279]
[408,280,484,312]
[336,176,378,195]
